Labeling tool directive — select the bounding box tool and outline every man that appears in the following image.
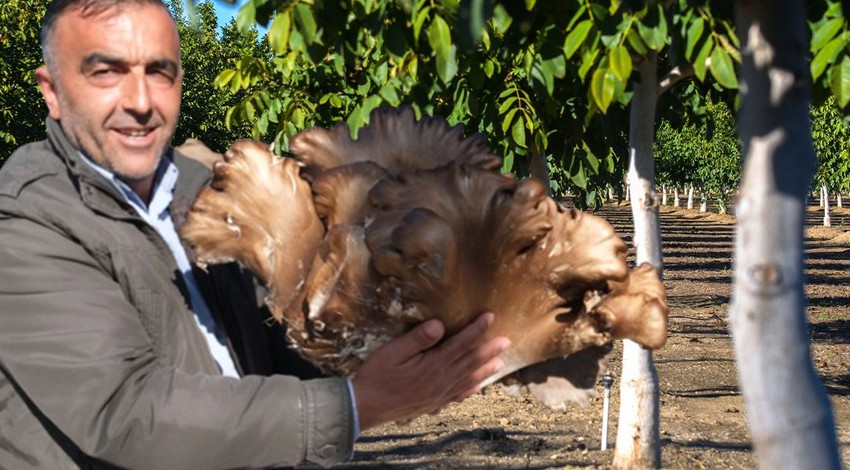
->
[0,1,509,468]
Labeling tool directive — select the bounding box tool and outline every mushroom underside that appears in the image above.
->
[181,107,668,410]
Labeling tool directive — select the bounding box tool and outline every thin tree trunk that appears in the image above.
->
[673,187,680,207]
[729,2,841,469]
[529,146,552,197]
[661,185,668,205]
[687,184,694,209]
[822,184,831,227]
[837,191,843,208]
[614,51,662,470]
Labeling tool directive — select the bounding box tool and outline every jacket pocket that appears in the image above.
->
[129,288,168,361]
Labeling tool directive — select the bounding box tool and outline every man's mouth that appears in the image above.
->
[117,128,153,138]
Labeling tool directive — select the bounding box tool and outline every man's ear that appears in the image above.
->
[35,66,61,120]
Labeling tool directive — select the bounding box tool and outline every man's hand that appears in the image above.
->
[352,312,510,431]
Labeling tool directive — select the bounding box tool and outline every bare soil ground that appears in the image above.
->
[336,201,850,469]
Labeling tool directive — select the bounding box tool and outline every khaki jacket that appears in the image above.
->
[0,119,354,469]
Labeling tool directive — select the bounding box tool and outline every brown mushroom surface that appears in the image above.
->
[181,107,669,410]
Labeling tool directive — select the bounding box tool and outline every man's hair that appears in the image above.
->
[41,0,169,71]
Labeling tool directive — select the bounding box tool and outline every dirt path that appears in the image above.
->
[337,202,850,469]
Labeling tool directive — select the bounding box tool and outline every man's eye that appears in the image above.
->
[149,70,176,85]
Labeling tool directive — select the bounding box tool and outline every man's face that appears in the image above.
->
[36,3,183,199]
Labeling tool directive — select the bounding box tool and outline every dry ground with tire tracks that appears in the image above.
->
[333,201,850,470]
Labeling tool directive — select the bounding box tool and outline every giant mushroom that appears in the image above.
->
[181,107,668,410]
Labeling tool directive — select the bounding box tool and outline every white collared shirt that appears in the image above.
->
[80,153,240,378]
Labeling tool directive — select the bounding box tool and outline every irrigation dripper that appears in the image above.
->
[600,371,615,450]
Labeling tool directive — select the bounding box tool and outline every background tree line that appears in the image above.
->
[3,0,850,210]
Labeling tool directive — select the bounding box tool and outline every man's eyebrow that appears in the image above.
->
[81,53,123,70]
[80,54,179,74]
[148,59,180,75]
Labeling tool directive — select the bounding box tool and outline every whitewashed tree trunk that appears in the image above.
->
[822,184,831,227]
[730,2,841,469]
[687,184,695,209]
[837,191,843,208]
[819,186,824,207]
[614,51,662,470]
[661,185,668,205]
[699,198,707,212]
[673,187,680,207]
[529,147,552,197]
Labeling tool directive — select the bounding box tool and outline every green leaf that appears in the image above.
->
[534,128,548,152]
[566,5,587,31]
[685,17,705,59]
[268,11,291,56]
[830,56,850,107]
[455,0,490,49]
[812,37,845,81]
[483,59,495,78]
[413,6,431,43]
[709,46,738,89]
[498,96,518,114]
[693,38,713,81]
[245,100,255,122]
[294,3,317,43]
[214,69,236,89]
[637,4,667,51]
[502,107,518,132]
[257,112,269,134]
[571,160,587,188]
[564,19,593,59]
[586,149,599,173]
[428,15,452,55]
[378,83,400,105]
[590,67,617,112]
[578,48,600,81]
[532,61,555,95]
[435,44,458,84]
[511,117,526,148]
[608,45,632,82]
[625,28,647,56]
[236,2,256,32]
[811,17,844,52]
[501,152,515,174]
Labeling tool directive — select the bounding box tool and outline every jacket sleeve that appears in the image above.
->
[0,200,355,469]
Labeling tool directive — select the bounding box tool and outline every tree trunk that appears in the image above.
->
[529,147,552,197]
[673,187,680,207]
[837,191,843,208]
[661,185,668,205]
[613,51,662,470]
[687,184,694,209]
[729,2,841,469]
[822,184,831,227]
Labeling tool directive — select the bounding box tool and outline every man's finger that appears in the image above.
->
[432,312,495,364]
[376,318,445,363]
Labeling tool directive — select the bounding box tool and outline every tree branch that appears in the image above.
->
[656,63,695,97]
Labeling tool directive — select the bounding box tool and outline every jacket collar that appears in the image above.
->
[46,118,140,220]
[45,118,211,225]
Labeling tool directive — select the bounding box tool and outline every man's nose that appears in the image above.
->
[122,70,153,116]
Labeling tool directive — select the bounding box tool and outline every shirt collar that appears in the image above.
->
[78,152,178,217]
